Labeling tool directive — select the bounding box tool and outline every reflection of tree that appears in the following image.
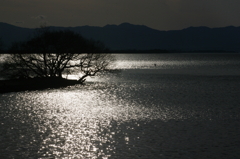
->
[1,30,114,82]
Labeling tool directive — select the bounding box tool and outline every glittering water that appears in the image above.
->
[1,53,240,158]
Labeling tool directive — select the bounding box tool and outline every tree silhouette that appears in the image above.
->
[1,30,114,83]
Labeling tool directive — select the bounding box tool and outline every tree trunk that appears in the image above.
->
[58,71,63,78]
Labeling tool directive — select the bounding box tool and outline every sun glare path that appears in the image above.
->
[0,80,219,159]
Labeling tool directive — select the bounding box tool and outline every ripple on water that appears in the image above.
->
[1,76,240,158]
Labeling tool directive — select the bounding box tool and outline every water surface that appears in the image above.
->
[1,53,240,158]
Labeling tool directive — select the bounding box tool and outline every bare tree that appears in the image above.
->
[1,30,114,83]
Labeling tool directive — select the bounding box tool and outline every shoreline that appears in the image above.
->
[0,78,82,94]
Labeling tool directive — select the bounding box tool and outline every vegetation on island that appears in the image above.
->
[0,28,114,93]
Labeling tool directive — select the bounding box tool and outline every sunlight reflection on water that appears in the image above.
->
[1,53,240,158]
[0,85,194,158]
[1,77,239,158]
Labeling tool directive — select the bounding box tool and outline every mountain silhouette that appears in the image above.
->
[1,22,240,52]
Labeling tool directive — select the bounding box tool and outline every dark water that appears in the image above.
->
[1,53,240,158]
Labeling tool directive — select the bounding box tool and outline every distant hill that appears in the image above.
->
[1,22,240,52]
[0,23,34,50]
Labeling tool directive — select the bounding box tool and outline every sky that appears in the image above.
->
[1,0,240,31]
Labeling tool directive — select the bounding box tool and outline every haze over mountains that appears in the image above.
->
[1,22,240,52]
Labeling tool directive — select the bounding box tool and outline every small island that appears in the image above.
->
[0,29,114,93]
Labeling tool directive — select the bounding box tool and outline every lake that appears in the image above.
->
[1,53,240,158]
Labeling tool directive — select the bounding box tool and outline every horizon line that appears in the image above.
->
[1,21,239,32]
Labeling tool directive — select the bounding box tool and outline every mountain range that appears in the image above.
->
[1,22,240,52]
